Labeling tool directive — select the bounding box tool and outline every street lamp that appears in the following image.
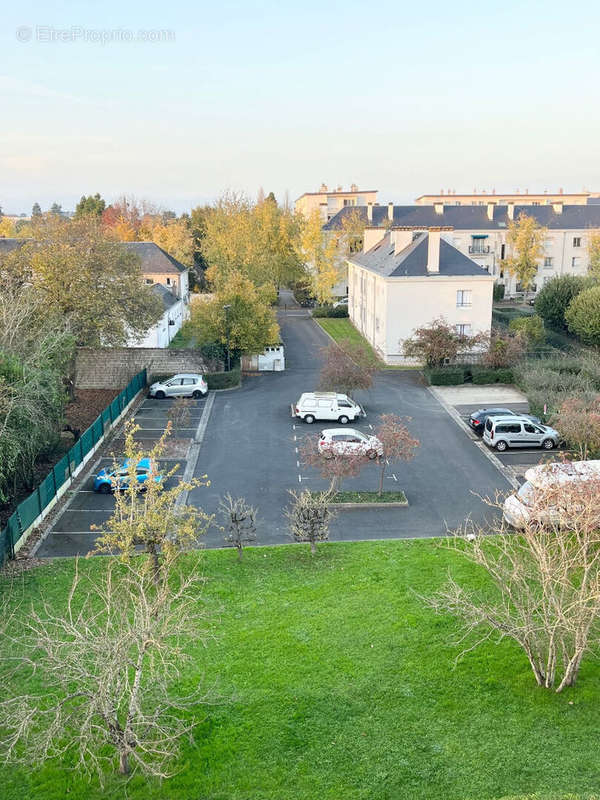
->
[223,304,231,372]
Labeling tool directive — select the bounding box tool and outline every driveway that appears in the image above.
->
[191,296,510,547]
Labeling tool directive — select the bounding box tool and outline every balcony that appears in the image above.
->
[468,244,491,255]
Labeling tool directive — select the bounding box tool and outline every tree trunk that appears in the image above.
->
[119,749,130,774]
[310,540,316,555]
[378,462,385,496]
[237,545,243,561]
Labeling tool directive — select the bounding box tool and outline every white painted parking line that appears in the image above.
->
[296,460,300,468]
[298,475,302,483]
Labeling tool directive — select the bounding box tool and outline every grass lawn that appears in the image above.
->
[314,318,418,370]
[315,490,408,504]
[3,541,600,800]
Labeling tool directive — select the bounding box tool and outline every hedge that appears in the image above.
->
[312,304,349,318]
[205,368,241,390]
[425,367,466,385]
[425,365,514,385]
[471,367,514,384]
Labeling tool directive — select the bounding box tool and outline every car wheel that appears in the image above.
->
[338,415,349,425]
[192,390,202,399]
[99,483,111,494]
[495,440,508,452]
[155,390,166,400]
[542,438,555,450]
[304,415,315,424]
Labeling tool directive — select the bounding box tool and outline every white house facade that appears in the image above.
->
[348,228,494,365]
[326,203,600,297]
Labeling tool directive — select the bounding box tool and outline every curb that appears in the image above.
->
[176,392,216,508]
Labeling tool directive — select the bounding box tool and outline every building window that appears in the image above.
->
[455,324,472,336]
[544,257,553,268]
[145,278,154,285]
[500,244,506,260]
[573,237,582,247]
[572,257,581,267]
[343,198,357,206]
[470,236,489,254]
[166,277,172,286]
[456,289,472,307]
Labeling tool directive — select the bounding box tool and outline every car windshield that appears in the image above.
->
[517,481,536,507]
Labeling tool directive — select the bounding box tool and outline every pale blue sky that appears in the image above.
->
[2,0,599,213]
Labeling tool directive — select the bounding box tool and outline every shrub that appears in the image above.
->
[471,367,514,384]
[493,282,505,301]
[534,275,591,330]
[509,314,545,345]
[205,368,241,390]
[312,304,349,318]
[425,367,466,385]
[565,285,600,346]
[483,330,527,368]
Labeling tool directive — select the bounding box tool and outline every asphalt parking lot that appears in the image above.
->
[190,301,511,548]
[36,395,206,557]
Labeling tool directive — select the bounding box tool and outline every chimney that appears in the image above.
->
[367,202,373,222]
[363,227,386,252]
[434,202,444,215]
[393,228,414,255]
[350,183,358,192]
[507,202,515,220]
[487,201,495,221]
[552,201,563,214]
[387,202,394,222]
[427,228,441,273]
[320,183,328,192]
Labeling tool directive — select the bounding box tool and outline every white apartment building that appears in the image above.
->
[325,202,600,296]
[415,190,599,206]
[295,184,378,222]
[347,227,494,365]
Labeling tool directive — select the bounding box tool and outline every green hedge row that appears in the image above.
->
[425,365,515,386]
[311,304,349,318]
[206,368,241,390]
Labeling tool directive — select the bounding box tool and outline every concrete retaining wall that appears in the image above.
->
[75,348,209,389]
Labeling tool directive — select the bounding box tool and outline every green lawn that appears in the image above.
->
[3,541,600,800]
[314,318,418,370]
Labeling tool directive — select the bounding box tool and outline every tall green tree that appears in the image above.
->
[502,213,547,296]
[74,193,106,219]
[31,202,42,219]
[534,275,591,330]
[587,230,600,278]
[565,285,600,346]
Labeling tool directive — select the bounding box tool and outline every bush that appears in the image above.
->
[565,285,600,346]
[205,368,241,390]
[534,275,591,330]
[471,367,514,384]
[509,314,545,345]
[312,304,349,318]
[493,282,505,301]
[425,367,466,385]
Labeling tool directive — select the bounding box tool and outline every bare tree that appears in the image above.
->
[373,414,419,495]
[0,555,214,781]
[299,436,367,492]
[550,395,600,460]
[318,340,376,397]
[93,421,211,579]
[167,397,193,435]
[219,494,257,560]
[425,471,600,692]
[286,489,335,554]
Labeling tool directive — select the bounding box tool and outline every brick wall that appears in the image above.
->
[75,348,209,389]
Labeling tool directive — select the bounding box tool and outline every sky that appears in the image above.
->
[2,0,600,214]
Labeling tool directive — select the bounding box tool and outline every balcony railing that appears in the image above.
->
[469,244,491,254]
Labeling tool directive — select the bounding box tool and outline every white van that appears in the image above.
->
[503,460,600,528]
[292,392,365,425]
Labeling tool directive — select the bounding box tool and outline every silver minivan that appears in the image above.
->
[148,373,208,399]
[483,415,559,452]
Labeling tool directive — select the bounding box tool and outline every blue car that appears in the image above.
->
[93,458,162,494]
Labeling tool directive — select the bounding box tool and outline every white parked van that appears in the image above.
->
[292,392,365,425]
[503,460,600,528]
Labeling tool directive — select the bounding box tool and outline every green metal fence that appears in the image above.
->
[0,369,147,565]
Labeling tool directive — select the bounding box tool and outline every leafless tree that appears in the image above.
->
[550,395,600,460]
[0,555,214,781]
[93,421,211,580]
[424,471,600,692]
[219,494,257,560]
[373,414,419,495]
[299,435,367,492]
[286,489,335,554]
[318,339,376,397]
[167,397,193,435]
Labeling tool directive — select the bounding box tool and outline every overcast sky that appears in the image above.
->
[2,0,600,214]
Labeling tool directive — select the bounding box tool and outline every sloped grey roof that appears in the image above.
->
[0,238,187,275]
[350,232,490,278]
[152,283,179,310]
[122,242,187,274]
[324,204,600,231]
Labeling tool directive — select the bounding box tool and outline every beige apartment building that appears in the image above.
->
[347,227,493,365]
[416,189,600,206]
[295,184,378,222]
[326,202,600,296]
